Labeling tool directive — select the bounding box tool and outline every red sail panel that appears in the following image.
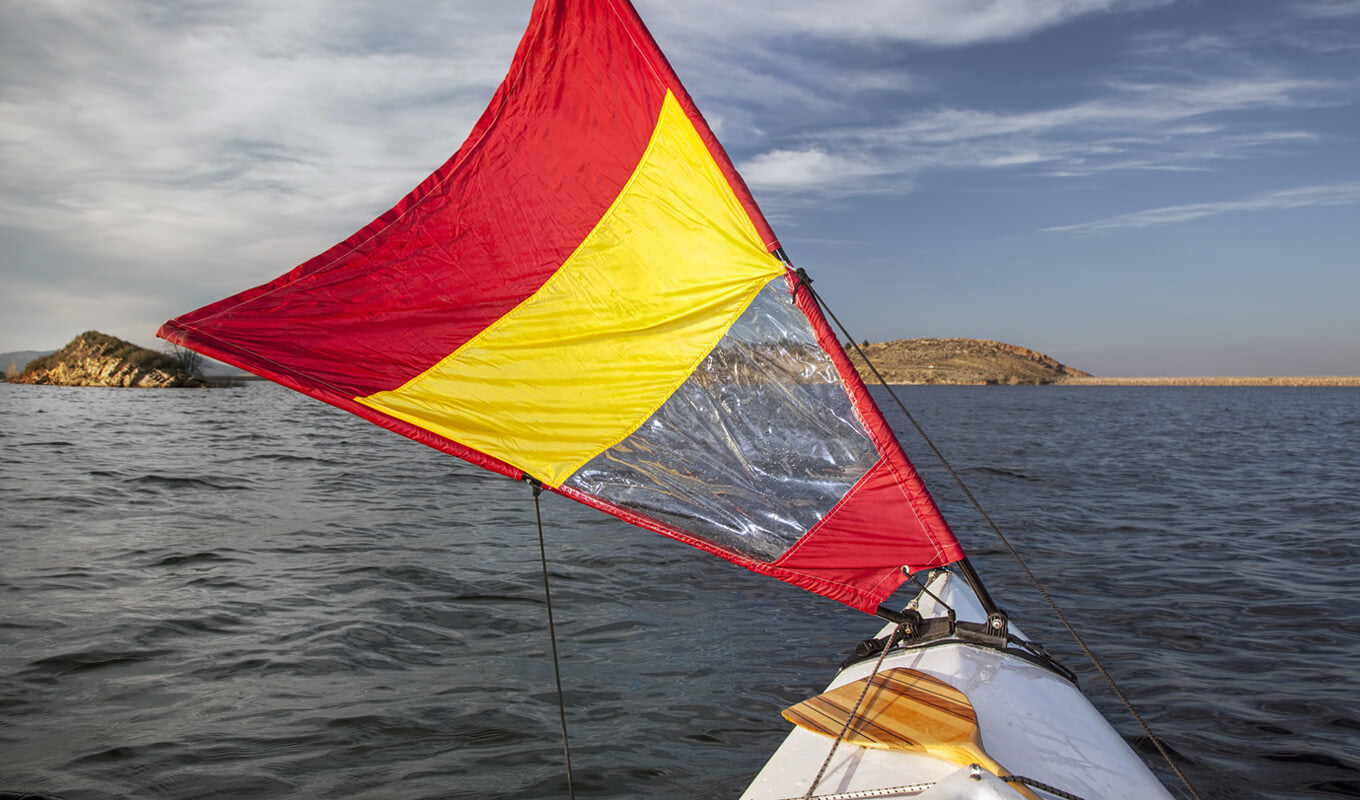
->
[773,459,963,608]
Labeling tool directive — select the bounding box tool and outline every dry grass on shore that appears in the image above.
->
[1056,376,1360,387]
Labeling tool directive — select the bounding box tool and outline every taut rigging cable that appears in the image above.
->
[528,477,576,800]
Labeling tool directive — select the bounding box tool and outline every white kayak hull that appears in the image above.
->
[742,571,1173,800]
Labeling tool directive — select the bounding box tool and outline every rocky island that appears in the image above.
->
[846,338,1089,385]
[6,331,215,388]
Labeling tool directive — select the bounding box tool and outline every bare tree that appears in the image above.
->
[165,343,203,377]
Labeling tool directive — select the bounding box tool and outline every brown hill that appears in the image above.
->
[8,331,213,388]
[846,338,1089,385]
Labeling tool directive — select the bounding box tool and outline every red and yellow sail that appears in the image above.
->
[159,0,964,613]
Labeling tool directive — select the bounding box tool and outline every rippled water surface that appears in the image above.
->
[2,382,1357,799]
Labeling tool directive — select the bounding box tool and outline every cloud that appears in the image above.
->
[654,0,1172,47]
[0,1,532,242]
[740,149,889,191]
[1040,180,1360,234]
[737,72,1336,193]
[860,76,1334,149]
[1292,0,1360,18]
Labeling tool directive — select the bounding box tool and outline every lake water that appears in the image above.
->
[1,382,1356,799]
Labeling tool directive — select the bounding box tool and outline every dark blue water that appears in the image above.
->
[1,382,1356,799]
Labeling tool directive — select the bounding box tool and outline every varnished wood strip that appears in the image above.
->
[784,689,921,749]
[782,668,978,749]
[873,670,976,724]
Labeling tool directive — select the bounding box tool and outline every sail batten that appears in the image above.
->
[159,0,964,613]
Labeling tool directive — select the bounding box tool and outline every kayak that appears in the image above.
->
[742,570,1173,799]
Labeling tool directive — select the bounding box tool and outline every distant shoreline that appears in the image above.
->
[1055,376,1360,387]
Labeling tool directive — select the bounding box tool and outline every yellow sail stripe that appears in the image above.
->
[357,91,783,486]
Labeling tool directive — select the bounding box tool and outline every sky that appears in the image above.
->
[1,0,1357,376]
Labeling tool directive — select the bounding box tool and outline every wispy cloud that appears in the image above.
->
[658,0,1176,149]
[740,149,892,190]
[739,73,1337,193]
[1041,180,1360,234]
[654,0,1172,47]
[1292,0,1360,18]
[0,1,531,271]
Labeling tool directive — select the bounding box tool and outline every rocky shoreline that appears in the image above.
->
[844,338,1359,386]
[1056,375,1360,387]
[6,331,216,388]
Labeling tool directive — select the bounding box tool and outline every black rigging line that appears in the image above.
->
[529,478,576,800]
[784,262,1203,800]
[803,624,908,799]
[907,571,955,616]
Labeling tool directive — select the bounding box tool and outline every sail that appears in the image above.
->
[158,0,964,613]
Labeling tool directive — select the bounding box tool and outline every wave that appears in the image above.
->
[123,474,252,491]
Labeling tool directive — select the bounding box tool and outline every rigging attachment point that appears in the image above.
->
[790,267,814,303]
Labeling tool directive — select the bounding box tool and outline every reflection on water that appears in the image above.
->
[1,382,1357,799]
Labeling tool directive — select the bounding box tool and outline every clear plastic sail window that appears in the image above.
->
[566,276,879,561]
